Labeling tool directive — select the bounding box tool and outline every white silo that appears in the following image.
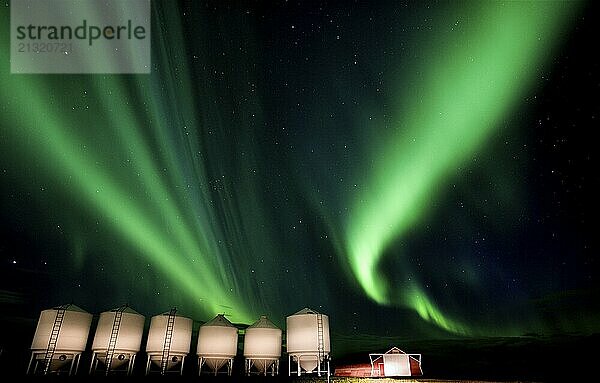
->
[243,315,282,376]
[196,314,238,376]
[89,306,145,375]
[27,304,92,376]
[286,307,331,376]
[145,308,192,375]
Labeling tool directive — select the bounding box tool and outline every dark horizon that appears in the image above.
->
[1,311,597,381]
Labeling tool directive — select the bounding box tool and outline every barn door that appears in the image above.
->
[383,354,411,376]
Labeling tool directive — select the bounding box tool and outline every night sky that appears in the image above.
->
[1,0,598,354]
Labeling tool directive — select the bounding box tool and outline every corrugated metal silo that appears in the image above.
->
[243,315,282,376]
[286,307,331,376]
[145,308,192,375]
[196,314,238,376]
[89,306,144,375]
[27,304,92,376]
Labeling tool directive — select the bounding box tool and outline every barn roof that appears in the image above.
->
[369,346,408,357]
[369,346,421,364]
[384,346,407,354]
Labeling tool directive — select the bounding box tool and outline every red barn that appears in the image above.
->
[369,347,423,377]
[335,346,422,378]
[334,362,372,377]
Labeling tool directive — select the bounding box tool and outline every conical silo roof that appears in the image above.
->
[248,315,279,329]
[108,305,141,315]
[292,307,321,315]
[51,303,89,313]
[203,314,235,327]
[157,310,188,318]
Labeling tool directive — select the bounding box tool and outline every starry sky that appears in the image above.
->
[0,0,598,349]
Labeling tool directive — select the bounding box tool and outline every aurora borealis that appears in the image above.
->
[336,2,577,335]
[1,0,599,356]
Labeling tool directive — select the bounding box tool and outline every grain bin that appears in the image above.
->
[145,308,192,375]
[27,304,92,375]
[196,314,238,376]
[286,307,331,376]
[243,315,281,376]
[89,306,144,375]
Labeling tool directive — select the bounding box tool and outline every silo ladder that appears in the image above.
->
[317,313,325,366]
[42,305,67,375]
[160,307,177,375]
[105,306,126,375]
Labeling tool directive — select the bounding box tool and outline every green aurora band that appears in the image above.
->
[342,2,578,334]
[0,4,269,323]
